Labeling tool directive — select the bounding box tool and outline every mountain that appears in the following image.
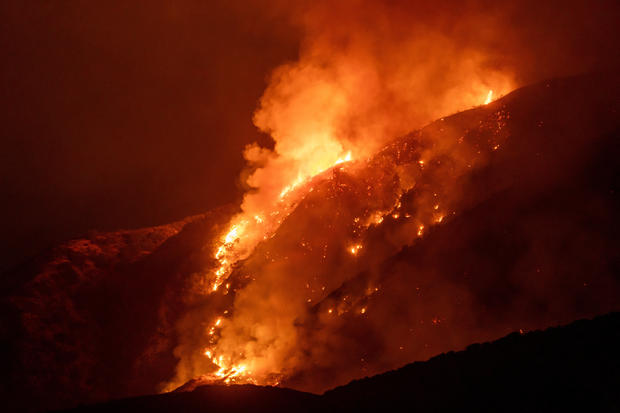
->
[1,73,619,411]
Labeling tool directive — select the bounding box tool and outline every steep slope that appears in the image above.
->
[1,73,619,411]
[181,73,620,392]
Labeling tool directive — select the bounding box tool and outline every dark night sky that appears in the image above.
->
[0,1,299,272]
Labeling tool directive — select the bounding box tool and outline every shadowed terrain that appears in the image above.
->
[62,312,620,412]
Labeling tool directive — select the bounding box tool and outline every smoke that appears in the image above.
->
[246,1,514,211]
[166,0,620,392]
[242,0,619,223]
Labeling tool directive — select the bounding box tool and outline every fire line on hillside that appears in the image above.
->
[167,89,510,390]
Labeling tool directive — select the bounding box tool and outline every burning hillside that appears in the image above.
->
[3,72,619,412]
[169,94,512,388]
[3,2,620,412]
[166,73,620,392]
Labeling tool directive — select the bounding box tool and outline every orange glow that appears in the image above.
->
[484,89,494,104]
[334,151,352,165]
[165,7,517,387]
[349,244,363,255]
[166,75,514,388]
[202,349,254,385]
[209,149,355,293]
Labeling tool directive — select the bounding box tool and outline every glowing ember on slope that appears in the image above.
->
[349,244,363,255]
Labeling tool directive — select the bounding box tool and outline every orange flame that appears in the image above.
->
[167,5,517,386]
[484,90,494,105]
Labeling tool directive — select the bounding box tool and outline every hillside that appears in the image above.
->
[2,73,619,411]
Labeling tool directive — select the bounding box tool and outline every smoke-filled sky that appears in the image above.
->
[1,0,619,273]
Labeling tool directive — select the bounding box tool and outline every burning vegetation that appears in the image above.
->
[3,2,620,411]
[166,27,518,392]
[162,0,619,393]
[168,88,510,388]
[5,72,620,412]
[165,69,620,391]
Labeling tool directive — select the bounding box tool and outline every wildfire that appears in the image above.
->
[211,222,248,291]
[279,175,305,199]
[203,350,253,385]
[349,244,363,255]
[165,66,514,391]
[187,147,362,387]
[484,90,494,105]
[334,151,352,165]
[209,150,356,293]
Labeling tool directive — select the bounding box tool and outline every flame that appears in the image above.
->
[334,151,352,165]
[204,350,253,385]
[166,7,516,386]
[178,146,361,388]
[349,244,363,255]
[168,78,513,390]
[484,90,493,105]
[208,149,355,293]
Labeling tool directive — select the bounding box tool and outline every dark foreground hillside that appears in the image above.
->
[63,312,620,412]
[324,312,620,412]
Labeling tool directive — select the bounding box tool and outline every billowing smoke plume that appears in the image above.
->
[166,0,620,392]
[238,0,617,240]
[245,1,516,213]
